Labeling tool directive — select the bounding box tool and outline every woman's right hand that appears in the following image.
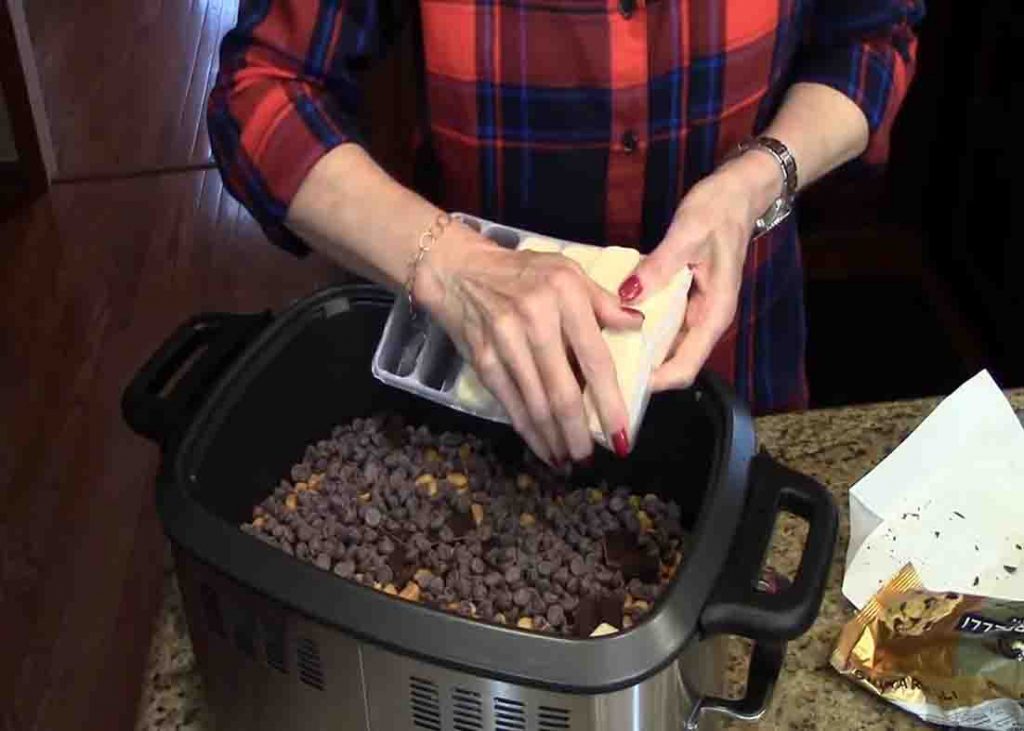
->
[414,223,643,466]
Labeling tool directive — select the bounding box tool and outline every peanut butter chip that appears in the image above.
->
[415,473,438,497]
[471,503,485,527]
[447,472,469,488]
[383,584,398,596]
[295,482,309,493]
[590,623,619,637]
[285,494,297,511]
[519,513,536,528]
[517,616,534,630]
[516,473,535,491]
[399,583,421,602]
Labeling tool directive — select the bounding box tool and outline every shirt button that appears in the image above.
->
[618,0,635,18]
[621,130,639,154]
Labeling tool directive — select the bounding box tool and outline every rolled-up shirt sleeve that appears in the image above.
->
[207,0,404,254]
[793,0,925,165]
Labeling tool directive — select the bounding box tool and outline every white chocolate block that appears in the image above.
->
[452,365,503,417]
[582,246,641,293]
[584,329,650,443]
[517,235,564,254]
[582,246,691,450]
[639,266,693,367]
[561,244,602,270]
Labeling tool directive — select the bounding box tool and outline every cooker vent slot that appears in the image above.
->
[260,617,286,673]
[233,611,256,659]
[409,676,441,730]
[493,697,526,730]
[451,687,482,731]
[295,637,324,690]
[199,583,225,638]
[538,705,571,730]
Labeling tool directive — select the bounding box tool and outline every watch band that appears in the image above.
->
[733,136,798,238]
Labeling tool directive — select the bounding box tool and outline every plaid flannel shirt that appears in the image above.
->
[208,0,922,414]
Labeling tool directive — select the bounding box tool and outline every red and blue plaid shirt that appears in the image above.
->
[209,0,922,414]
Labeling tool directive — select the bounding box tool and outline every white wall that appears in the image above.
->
[0,88,17,163]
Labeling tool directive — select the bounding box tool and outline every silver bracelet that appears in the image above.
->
[730,136,798,238]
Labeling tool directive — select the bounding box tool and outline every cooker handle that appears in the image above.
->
[699,452,838,641]
[122,311,270,445]
[683,638,785,729]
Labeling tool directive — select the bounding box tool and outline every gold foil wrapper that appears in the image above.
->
[831,564,1024,729]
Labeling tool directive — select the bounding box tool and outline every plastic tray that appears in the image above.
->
[371,213,556,424]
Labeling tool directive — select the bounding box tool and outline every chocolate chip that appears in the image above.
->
[547,604,565,627]
[253,413,686,636]
[496,591,512,611]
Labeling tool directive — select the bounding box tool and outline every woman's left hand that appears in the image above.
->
[617,151,782,391]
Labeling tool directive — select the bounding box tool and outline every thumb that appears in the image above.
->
[587,278,646,331]
[617,233,691,305]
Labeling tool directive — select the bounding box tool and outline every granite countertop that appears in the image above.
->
[135,389,1024,731]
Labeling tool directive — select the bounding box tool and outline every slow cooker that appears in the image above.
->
[123,285,837,730]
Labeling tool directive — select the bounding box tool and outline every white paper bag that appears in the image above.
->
[842,371,1024,608]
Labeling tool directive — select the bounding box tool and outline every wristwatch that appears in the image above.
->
[732,136,798,238]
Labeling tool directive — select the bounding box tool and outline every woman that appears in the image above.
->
[208,0,923,466]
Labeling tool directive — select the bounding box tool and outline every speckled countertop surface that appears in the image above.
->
[135,389,1024,731]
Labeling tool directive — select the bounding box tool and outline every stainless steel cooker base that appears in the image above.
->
[178,551,734,731]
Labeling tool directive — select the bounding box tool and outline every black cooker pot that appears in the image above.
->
[123,285,837,728]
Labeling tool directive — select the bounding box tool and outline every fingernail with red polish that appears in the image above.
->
[611,429,630,458]
[618,275,643,303]
[621,306,645,321]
